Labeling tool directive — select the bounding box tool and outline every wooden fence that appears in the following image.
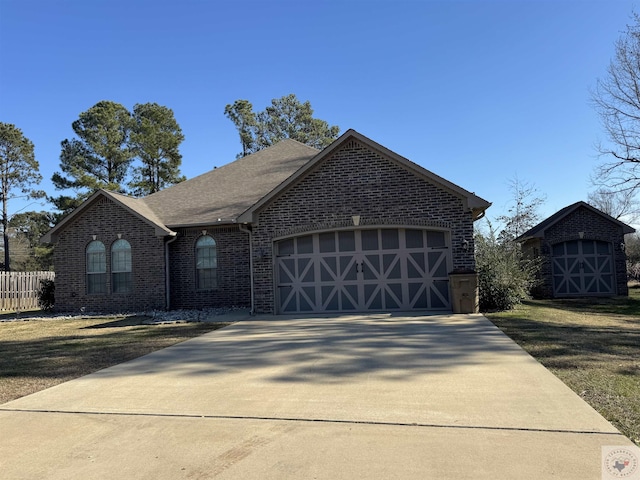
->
[0,271,55,311]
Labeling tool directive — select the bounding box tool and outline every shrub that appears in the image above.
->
[475,230,541,311]
[37,279,55,311]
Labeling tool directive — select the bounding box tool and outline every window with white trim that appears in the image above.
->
[196,235,217,290]
[111,239,132,293]
[86,240,107,294]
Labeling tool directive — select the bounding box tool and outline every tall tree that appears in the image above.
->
[0,123,44,271]
[475,177,545,310]
[7,210,54,271]
[587,188,640,225]
[224,100,257,158]
[129,103,186,196]
[592,13,640,195]
[225,94,340,157]
[496,176,546,242]
[51,101,134,214]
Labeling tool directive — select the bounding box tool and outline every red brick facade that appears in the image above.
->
[49,132,487,314]
[168,225,250,309]
[522,205,630,298]
[250,139,477,313]
[53,196,167,313]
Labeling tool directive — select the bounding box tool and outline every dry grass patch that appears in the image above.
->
[484,287,640,446]
[0,315,226,404]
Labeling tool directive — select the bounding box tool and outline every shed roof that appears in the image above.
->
[515,201,636,242]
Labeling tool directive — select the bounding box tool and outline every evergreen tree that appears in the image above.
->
[129,103,185,196]
[0,123,44,271]
[225,94,339,157]
[51,101,133,214]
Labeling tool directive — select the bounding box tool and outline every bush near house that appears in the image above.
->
[37,279,55,311]
[475,230,540,311]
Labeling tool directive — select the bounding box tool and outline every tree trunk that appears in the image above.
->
[2,195,9,272]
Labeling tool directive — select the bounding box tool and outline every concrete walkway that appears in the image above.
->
[0,313,634,479]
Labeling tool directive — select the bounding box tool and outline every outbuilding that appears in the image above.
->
[517,201,635,298]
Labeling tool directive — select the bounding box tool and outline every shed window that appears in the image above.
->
[86,240,107,294]
[111,239,132,293]
[196,235,217,290]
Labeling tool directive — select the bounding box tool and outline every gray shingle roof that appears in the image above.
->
[43,130,493,243]
[41,189,175,243]
[142,139,319,227]
[515,201,636,242]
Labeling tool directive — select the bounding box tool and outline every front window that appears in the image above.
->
[111,239,132,293]
[196,235,217,290]
[86,240,107,294]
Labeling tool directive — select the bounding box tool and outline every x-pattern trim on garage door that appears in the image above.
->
[552,239,615,296]
[276,228,451,313]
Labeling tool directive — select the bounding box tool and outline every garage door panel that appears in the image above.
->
[406,229,424,248]
[383,254,401,279]
[426,231,446,247]
[299,258,314,282]
[363,255,379,280]
[366,289,383,310]
[408,253,425,275]
[361,230,379,250]
[410,285,428,309]
[428,252,448,277]
[381,229,399,249]
[276,228,452,313]
[552,240,615,296]
[432,280,450,307]
[340,256,358,280]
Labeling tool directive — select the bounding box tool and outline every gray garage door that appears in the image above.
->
[275,228,451,313]
[552,240,615,296]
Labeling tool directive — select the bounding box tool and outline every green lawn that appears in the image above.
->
[484,286,640,446]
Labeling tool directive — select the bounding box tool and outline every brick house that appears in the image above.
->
[516,201,635,298]
[42,129,491,314]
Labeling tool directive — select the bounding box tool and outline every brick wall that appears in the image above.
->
[527,206,628,297]
[251,139,477,313]
[168,225,251,309]
[53,196,167,313]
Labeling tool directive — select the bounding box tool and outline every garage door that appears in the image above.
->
[552,240,615,296]
[275,228,451,313]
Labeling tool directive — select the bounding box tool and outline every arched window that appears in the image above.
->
[196,235,217,290]
[86,240,107,294]
[111,239,132,293]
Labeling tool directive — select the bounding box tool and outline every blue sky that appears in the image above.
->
[0,0,637,228]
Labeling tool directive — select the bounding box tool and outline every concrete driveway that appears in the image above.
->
[0,313,634,479]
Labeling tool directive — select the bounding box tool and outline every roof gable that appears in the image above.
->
[515,201,636,242]
[237,129,491,223]
[41,190,175,244]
